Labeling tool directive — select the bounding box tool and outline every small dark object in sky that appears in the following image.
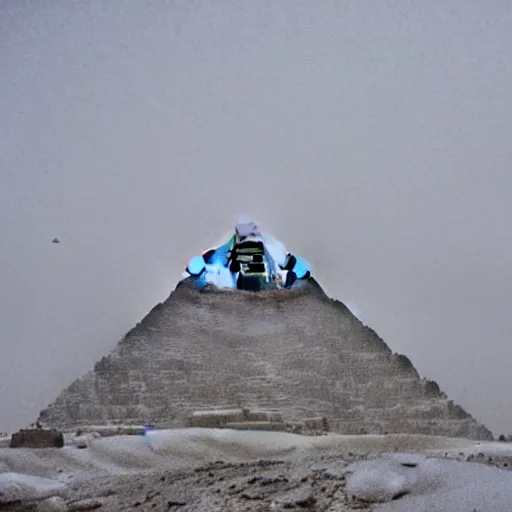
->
[52,238,60,244]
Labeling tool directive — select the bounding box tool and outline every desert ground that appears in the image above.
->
[2,428,512,511]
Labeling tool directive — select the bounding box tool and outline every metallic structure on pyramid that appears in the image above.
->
[185,217,312,291]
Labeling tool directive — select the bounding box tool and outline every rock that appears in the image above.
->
[260,472,289,485]
[240,489,263,500]
[37,496,68,511]
[96,489,116,498]
[167,499,187,507]
[277,486,316,508]
[10,429,64,449]
[68,498,104,510]
[69,433,100,447]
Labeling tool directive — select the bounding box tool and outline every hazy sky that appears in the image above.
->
[1,1,511,435]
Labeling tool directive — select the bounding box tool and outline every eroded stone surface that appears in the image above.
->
[37,279,492,440]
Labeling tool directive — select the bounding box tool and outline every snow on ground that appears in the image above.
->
[0,429,465,480]
[351,455,512,511]
[1,429,512,510]
[0,471,67,503]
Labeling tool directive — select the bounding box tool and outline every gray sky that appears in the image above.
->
[1,0,511,435]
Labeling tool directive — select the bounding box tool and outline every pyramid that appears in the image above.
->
[38,278,492,440]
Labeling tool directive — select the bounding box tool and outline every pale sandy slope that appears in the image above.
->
[2,429,512,511]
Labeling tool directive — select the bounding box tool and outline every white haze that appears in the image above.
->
[1,1,511,435]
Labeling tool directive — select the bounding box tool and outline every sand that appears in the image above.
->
[1,428,512,511]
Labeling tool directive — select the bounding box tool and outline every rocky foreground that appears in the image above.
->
[62,454,512,512]
[63,455,366,512]
[2,429,512,511]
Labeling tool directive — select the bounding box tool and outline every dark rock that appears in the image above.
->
[241,491,263,500]
[279,486,316,508]
[167,499,186,507]
[68,498,104,510]
[295,494,316,507]
[145,491,160,501]
[392,491,410,500]
[260,473,289,486]
[96,489,116,498]
[256,460,285,468]
[10,429,63,449]
[424,379,442,398]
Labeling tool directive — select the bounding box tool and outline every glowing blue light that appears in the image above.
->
[210,240,232,266]
[187,255,206,276]
[185,226,313,290]
[293,256,311,279]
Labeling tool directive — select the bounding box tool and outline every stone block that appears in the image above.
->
[10,429,64,449]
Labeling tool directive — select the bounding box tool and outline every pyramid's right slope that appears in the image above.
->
[39,278,492,439]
